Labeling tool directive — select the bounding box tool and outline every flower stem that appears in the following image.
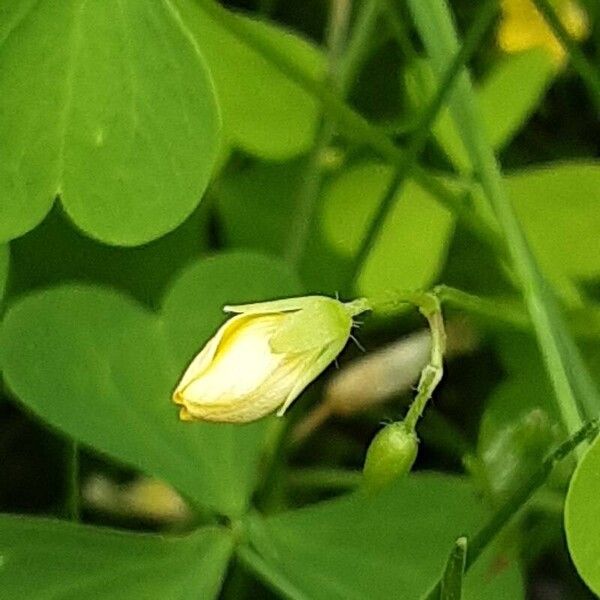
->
[286,0,354,266]
[367,291,446,432]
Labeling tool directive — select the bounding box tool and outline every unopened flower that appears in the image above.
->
[362,421,418,494]
[497,0,588,65]
[173,296,369,423]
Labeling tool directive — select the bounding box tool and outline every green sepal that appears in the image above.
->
[270,298,353,353]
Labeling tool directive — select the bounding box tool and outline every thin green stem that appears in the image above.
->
[287,0,367,266]
[409,0,600,436]
[404,294,446,431]
[435,285,529,329]
[467,421,597,564]
[367,291,446,432]
[346,0,503,289]
[437,284,600,340]
[424,419,599,600]
[193,0,502,258]
[339,0,380,91]
[532,0,600,115]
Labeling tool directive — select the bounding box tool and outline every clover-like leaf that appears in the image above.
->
[0,252,302,517]
[0,516,232,599]
[565,433,600,596]
[244,474,523,599]
[176,0,325,160]
[0,0,221,245]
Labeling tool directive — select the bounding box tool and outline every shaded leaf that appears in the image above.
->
[7,204,209,310]
[215,159,351,294]
[0,252,302,516]
[178,0,325,160]
[0,516,232,599]
[244,474,523,599]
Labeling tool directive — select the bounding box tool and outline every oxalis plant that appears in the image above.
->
[1,0,600,598]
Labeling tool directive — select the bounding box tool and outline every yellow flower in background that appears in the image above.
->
[497,0,589,64]
[173,296,369,424]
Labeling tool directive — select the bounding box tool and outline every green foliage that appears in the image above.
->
[320,162,454,298]
[507,162,600,301]
[0,245,8,303]
[0,253,301,516]
[244,475,523,599]
[408,0,600,439]
[0,0,598,597]
[177,0,325,159]
[8,205,210,309]
[0,0,221,245]
[0,516,232,599]
[406,49,556,170]
[215,159,350,294]
[565,434,600,595]
[478,49,556,152]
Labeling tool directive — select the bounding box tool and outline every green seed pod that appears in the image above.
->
[362,421,418,494]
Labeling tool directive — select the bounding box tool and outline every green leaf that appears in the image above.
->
[0,0,221,245]
[0,244,8,302]
[0,252,301,516]
[507,162,600,300]
[0,516,232,599]
[319,162,454,298]
[177,0,325,160]
[478,49,555,152]
[244,475,523,600]
[565,433,600,596]
[8,204,209,310]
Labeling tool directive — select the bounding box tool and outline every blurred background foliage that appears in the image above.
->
[0,0,599,598]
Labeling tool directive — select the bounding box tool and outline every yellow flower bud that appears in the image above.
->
[172,296,369,423]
